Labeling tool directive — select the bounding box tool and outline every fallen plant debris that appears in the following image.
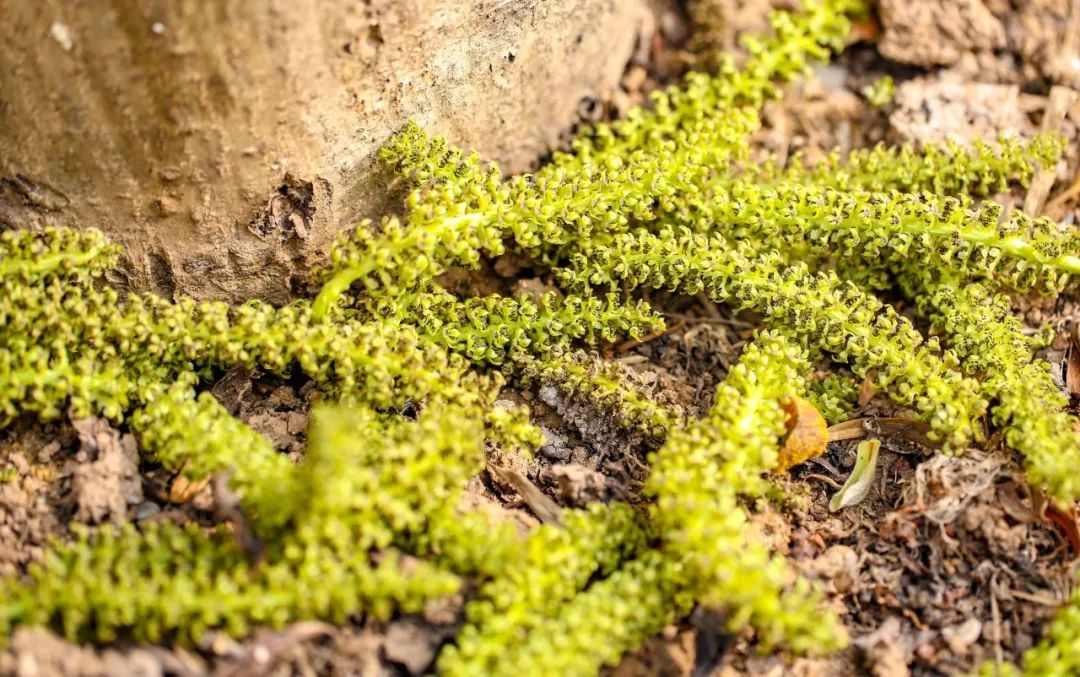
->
[2,0,1080,674]
[829,438,880,512]
[776,395,830,473]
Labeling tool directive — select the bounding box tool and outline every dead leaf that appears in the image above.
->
[213,471,263,562]
[382,619,445,676]
[1045,172,1080,220]
[168,464,210,504]
[847,16,881,45]
[1028,87,1076,216]
[830,439,881,512]
[776,396,829,473]
[1033,491,1080,557]
[1066,325,1080,398]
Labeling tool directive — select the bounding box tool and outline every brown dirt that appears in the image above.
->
[69,417,143,525]
[0,422,75,577]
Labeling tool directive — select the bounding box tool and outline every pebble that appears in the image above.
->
[135,501,162,521]
[942,618,982,654]
[538,385,560,408]
[538,426,571,461]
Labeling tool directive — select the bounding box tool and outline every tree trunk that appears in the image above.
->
[0,0,648,302]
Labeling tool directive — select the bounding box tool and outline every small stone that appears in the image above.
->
[570,446,591,465]
[942,618,982,654]
[538,426,571,461]
[285,412,309,435]
[804,544,859,592]
[621,65,648,93]
[8,453,29,475]
[538,385,560,407]
[493,254,525,278]
[135,501,162,521]
[383,620,438,675]
[49,22,74,51]
[156,196,181,216]
[246,413,292,450]
[37,442,60,463]
[550,463,607,505]
[513,278,555,301]
[878,0,1004,68]
[268,386,301,408]
[252,645,271,664]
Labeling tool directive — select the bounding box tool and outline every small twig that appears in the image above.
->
[665,312,756,328]
[1045,172,1080,219]
[827,417,934,448]
[991,573,1004,669]
[614,321,683,354]
[696,292,723,319]
[488,464,563,525]
[221,621,335,677]
[1008,589,1062,606]
[808,456,845,480]
[1028,87,1077,216]
[212,471,264,564]
[803,472,843,490]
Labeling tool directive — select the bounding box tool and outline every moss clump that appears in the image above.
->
[0,403,488,644]
[562,230,987,450]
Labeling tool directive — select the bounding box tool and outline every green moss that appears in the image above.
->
[561,229,987,450]
[900,270,1080,502]
[439,502,650,676]
[0,521,460,644]
[807,372,859,425]
[861,74,896,107]
[646,331,843,653]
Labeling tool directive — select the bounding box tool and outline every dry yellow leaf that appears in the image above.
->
[30,464,57,482]
[169,470,210,504]
[776,395,829,473]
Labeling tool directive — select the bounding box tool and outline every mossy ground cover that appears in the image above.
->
[3,1,1080,675]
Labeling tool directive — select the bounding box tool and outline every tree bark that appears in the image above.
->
[0,0,648,302]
